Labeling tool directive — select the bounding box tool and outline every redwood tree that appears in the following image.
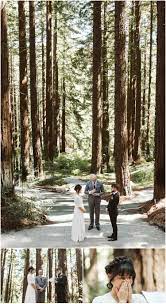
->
[18,1,30,181]
[52,2,60,156]
[146,2,154,158]
[36,249,42,275]
[47,249,53,302]
[1,5,13,193]
[61,77,66,153]
[91,1,102,174]
[154,2,165,200]
[133,1,141,161]
[102,1,110,172]
[29,1,43,177]
[114,1,130,195]
[22,249,30,303]
[76,249,83,302]
[46,1,53,160]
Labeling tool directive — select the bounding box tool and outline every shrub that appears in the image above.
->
[1,193,46,231]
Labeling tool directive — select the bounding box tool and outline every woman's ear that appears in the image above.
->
[107,273,112,279]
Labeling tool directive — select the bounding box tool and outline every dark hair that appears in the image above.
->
[111,183,119,191]
[105,256,136,290]
[74,184,82,193]
[27,266,35,273]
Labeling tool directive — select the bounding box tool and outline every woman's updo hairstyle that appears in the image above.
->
[105,256,136,290]
[74,184,82,193]
[27,266,35,273]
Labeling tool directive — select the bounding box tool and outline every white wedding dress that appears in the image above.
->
[24,273,36,303]
[92,292,147,303]
[71,193,85,242]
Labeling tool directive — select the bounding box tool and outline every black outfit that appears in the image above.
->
[107,191,120,240]
[56,274,68,303]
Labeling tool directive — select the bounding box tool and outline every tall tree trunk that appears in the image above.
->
[154,2,165,201]
[58,249,67,274]
[4,250,13,303]
[76,249,83,302]
[52,2,59,157]
[102,1,110,172]
[46,1,53,161]
[1,5,13,193]
[133,1,141,161]
[29,1,43,177]
[36,249,42,275]
[114,1,130,195]
[146,2,153,158]
[91,1,102,174]
[18,1,30,181]
[61,77,66,153]
[141,45,147,155]
[58,249,68,302]
[22,249,30,303]
[127,3,135,163]
[41,18,46,156]
[48,249,53,302]
[1,249,7,296]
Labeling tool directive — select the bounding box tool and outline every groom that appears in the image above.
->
[85,174,104,231]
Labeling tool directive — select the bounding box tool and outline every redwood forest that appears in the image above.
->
[1,248,83,303]
[1,1,165,246]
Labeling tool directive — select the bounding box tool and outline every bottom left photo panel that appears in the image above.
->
[1,248,83,303]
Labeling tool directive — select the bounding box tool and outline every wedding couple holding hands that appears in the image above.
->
[24,267,67,303]
[71,174,120,243]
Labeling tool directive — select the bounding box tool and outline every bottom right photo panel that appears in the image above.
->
[83,248,166,303]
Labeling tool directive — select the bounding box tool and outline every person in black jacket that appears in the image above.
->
[107,183,120,241]
[55,268,68,303]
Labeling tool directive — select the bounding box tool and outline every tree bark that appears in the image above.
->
[52,2,60,157]
[114,1,131,195]
[154,2,165,200]
[22,249,30,303]
[41,15,46,156]
[146,2,153,158]
[1,5,13,192]
[58,249,69,302]
[61,77,66,153]
[133,1,141,161]
[1,249,7,296]
[141,45,147,155]
[47,249,53,302]
[102,1,110,172]
[18,1,30,181]
[91,1,102,174]
[29,1,43,177]
[76,249,83,302]
[46,1,53,161]
[36,249,42,275]
[4,249,13,303]
[127,3,135,163]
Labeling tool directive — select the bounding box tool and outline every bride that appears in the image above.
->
[24,266,36,303]
[71,184,86,242]
[92,256,146,303]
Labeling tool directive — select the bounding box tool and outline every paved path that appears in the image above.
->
[1,178,165,248]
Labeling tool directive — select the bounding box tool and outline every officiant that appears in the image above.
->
[85,174,104,231]
[35,269,47,303]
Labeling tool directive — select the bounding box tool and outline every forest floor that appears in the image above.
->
[1,177,165,248]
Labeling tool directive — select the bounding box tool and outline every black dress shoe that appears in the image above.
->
[96,225,101,231]
[88,225,94,230]
[108,237,117,241]
[107,235,113,238]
